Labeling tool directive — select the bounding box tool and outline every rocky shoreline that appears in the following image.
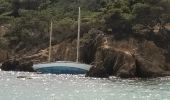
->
[1,27,170,79]
[0,59,34,72]
[1,0,170,79]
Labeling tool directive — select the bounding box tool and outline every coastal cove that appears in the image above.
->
[1,0,170,78]
[0,71,170,100]
[1,0,170,99]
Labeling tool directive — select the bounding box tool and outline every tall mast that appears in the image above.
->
[48,21,53,62]
[76,7,81,62]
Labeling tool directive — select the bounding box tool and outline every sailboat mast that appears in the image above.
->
[76,7,81,62]
[48,21,53,62]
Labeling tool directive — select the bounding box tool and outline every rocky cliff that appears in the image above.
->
[2,26,169,78]
[1,0,170,78]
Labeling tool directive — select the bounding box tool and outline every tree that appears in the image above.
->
[11,0,20,17]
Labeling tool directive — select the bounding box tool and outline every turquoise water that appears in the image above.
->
[0,71,170,100]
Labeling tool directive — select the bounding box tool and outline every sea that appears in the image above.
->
[0,70,170,100]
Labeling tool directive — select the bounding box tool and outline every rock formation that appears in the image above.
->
[0,59,34,72]
[1,28,170,78]
[84,28,170,78]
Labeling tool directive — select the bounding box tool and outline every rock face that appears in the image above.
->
[0,60,34,72]
[135,41,167,78]
[86,66,109,78]
[85,36,137,78]
[2,28,170,78]
[85,37,170,78]
[84,29,170,78]
[0,49,9,62]
[135,56,164,78]
[1,60,19,71]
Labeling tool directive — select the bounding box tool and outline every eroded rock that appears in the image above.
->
[85,34,170,78]
[0,59,34,72]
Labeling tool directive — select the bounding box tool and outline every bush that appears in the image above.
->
[0,0,11,14]
[4,11,50,50]
[1,0,170,52]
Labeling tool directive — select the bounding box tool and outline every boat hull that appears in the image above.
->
[33,61,91,74]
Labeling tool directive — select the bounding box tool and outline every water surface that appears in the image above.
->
[0,71,170,100]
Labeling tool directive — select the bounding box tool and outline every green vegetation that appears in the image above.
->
[0,0,170,51]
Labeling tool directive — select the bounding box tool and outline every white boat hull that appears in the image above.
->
[33,61,91,74]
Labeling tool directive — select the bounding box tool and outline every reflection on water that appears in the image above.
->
[0,71,170,100]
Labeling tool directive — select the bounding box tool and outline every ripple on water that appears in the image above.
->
[0,71,170,100]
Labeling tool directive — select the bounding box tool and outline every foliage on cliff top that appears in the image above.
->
[0,0,170,51]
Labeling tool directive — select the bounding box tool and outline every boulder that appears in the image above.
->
[17,61,34,72]
[135,55,164,78]
[0,59,34,72]
[86,66,109,78]
[0,49,9,62]
[135,41,167,78]
[1,60,19,71]
[116,52,136,78]
[86,35,170,78]
[86,45,137,78]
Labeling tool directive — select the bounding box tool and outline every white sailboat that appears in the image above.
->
[33,7,92,74]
